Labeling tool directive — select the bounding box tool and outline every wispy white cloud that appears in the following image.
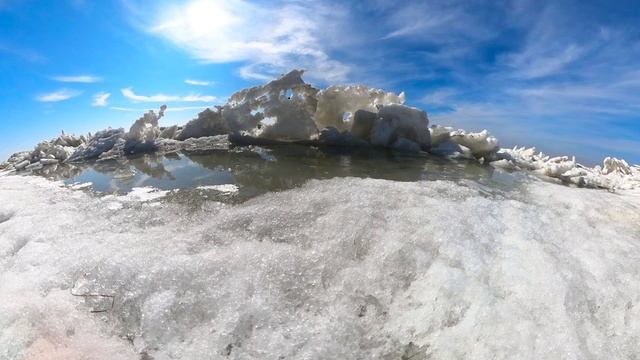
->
[0,42,47,63]
[505,43,586,79]
[421,88,458,106]
[127,0,349,82]
[92,92,110,107]
[52,75,102,83]
[498,5,593,80]
[111,105,213,112]
[121,87,217,102]
[185,79,213,86]
[382,2,494,43]
[36,89,81,102]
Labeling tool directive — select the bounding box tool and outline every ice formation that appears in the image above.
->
[175,108,230,141]
[124,104,167,154]
[1,174,640,359]
[369,104,431,151]
[314,85,405,130]
[492,147,640,190]
[449,129,500,158]
[1,70,640,191]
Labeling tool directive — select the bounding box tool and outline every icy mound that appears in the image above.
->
[493,147,640,190]
[1,70,639,191]
[1,175,640,359]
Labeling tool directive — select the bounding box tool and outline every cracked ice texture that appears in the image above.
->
[1,175,639,359]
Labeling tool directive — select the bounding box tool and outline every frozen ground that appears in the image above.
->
[1,173,639,359]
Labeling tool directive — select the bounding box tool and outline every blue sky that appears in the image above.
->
[1,0,639,164]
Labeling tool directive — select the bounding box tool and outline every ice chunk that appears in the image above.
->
[24,161,43,171]
[537,156,576,177]
[155,135,230,153]
[317,127,370,147]
[222,69,320,140]
[390,136,422,153]
[370,104,430,151]
[53,131,84,147]
[124,105,166,153]
[159,124,181,140]
[450,129,499,159]
[350,109,377,141]
[33,141,76,162]
[67,128,126,162]
[108,186,169,202]
[602,157,632,175]
[39,158,59,165]
[176,108,229,141]
[13,159,29,170]
[315,85,405,131]
[69,182,93,190]
[429,125,454,147]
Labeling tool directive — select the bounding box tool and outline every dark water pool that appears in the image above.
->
[31,145,522,202]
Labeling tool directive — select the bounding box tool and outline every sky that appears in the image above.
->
[0,0,639,164]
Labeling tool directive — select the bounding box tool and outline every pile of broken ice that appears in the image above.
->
[2,70,639,191]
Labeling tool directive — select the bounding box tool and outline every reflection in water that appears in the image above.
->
[32,145,519,202]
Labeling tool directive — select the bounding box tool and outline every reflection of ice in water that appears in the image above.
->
[31,145,518,203]
[1,173,639,359]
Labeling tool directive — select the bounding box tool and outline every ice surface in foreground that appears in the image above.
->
[1,175,639,359]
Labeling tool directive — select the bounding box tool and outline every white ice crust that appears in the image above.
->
[196,184,240,193]
[493,147,640,190]
[1,174,640,359]
[1,70,639,191]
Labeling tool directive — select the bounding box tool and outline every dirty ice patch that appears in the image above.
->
[196,184,239,194]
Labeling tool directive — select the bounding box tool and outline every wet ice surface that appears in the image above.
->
[30,145,522,204]
[1,151,640,360]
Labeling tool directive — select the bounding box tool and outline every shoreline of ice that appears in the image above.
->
[1,70,639,191]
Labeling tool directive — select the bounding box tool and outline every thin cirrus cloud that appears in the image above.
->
[111,105,213,112]
[363,0,640,162]
[92,92,111,107]
[185,79,213,86]
[36,89,82,102]
[121,87,217,102]
[126,0,349,82]
[0,42,47,63]
[52,75,103,83]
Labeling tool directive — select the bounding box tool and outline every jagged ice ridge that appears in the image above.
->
[1,70,639,191]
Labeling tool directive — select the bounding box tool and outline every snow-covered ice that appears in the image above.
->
[1,173,639,359]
